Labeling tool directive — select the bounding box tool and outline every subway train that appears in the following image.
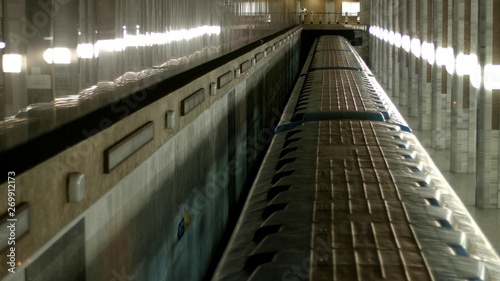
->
[211,36,500,280]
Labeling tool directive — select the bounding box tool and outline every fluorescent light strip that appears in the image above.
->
[436,47,453,66]
[77,44,94,59]
[388,31,395,45]
[470,64,482,89]
[383,29,389,42]
[77,25,221,58]
[43,48,71,64]
[370,27,496,88]
[421,42,435,65]
[411,38,421,58]
[394,33,402,48]
[377,27,383,39]
[484,65,500,90]
[3,54,22,73]
[456,54,478,76]
[369,26,375,35]
[402,35,411,53]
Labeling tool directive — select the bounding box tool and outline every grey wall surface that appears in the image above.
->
[3,31,300,281]
[83,38,300,281]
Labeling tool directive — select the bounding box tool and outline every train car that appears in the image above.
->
[278,36,409,134]
[211,36,500,281]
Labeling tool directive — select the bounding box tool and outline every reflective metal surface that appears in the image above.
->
[0,0,297,152]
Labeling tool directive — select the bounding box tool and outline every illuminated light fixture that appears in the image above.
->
[388,31,395,45]
[378,28,384,40]
[77,43,94,59]
[2,54,22,73]
[470,64,482,89]
[43,48,54,63]
[124,35,139,48]
[383,29,389,42]
[394,33,402,48]
[435,47,455,75]
[369,26,375,35]
[484,64,500,90]
[93,44,100,58]
[43,47,71,64]
[0,42,5,49]
[427,47,435,65]
[95,39,124,53]
[436,47,453,66]
[456,54,478,76]
[421,42,429,59]
[421,42,435,65]
[446,59,455,75]
[411,38,421,58]
[402,35,411,52]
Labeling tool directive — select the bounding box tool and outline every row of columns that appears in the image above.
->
[369,0,500,208]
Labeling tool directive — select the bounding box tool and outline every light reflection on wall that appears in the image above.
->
[78,25,222,58]
[0,0,297,153]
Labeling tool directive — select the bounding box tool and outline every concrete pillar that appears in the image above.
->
[477,0,499,208]
[450,0,475,173]
[417,0,432,130]
[467,0,479,172]
[391,0,400,104]
[361,0,370,64]
[373,0,380,75]
[376,0,383,77]
[450,0,465,172]
[407,0,419,117]
[369,0,375,70]
[377,0,383,81]
[380,0,388,89]
[494,0,500,208]
[431,0,449,148]
[444,0,453,148]
[379,1,389,87]
[370,0,381,75]
[399,0,409,110]
[385,0,394,94]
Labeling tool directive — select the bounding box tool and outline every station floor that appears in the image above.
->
[399,106,500,256]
